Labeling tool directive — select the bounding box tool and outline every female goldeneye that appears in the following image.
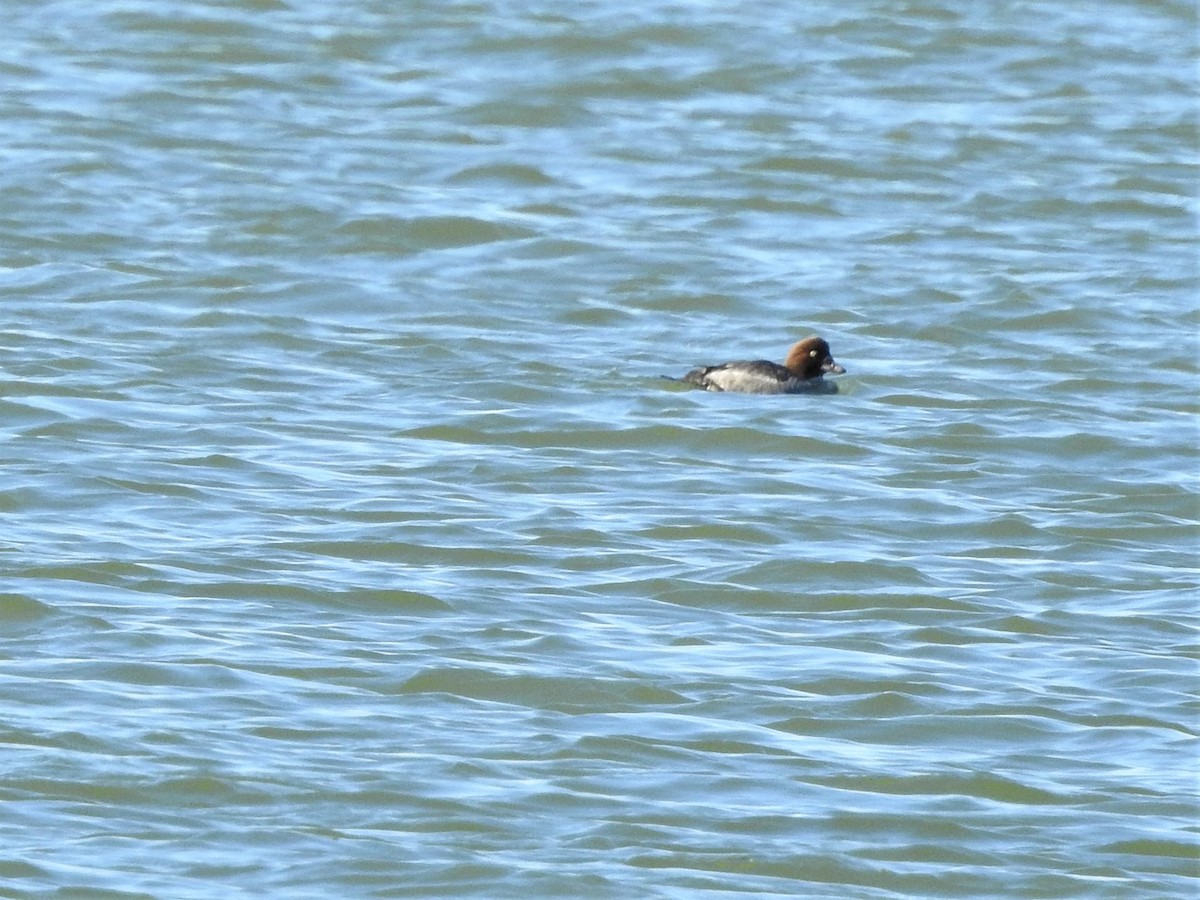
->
[682,336,845,394]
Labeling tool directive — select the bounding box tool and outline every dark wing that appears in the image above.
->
[725,360,792,381]
[682,365,718,387]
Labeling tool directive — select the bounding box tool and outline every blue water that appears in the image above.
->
[2,1,1197,897]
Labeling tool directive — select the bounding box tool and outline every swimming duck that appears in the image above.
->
[682,336,845,394]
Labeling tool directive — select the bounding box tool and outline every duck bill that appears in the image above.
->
[822,359,846,375]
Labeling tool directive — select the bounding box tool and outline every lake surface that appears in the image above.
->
[2,1,1197,897]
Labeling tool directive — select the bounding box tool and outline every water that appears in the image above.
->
[2,1,1197,897]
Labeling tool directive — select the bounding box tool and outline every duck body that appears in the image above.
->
[682,336,845,394]
[682,359,829,394]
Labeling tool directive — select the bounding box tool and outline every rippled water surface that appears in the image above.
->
[2,1,1197,897]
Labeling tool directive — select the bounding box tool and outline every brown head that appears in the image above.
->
[783,336,845,380]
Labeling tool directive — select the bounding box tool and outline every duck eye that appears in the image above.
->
[809,350,818,357]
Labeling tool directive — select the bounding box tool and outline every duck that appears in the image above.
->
[681,336,845,394]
